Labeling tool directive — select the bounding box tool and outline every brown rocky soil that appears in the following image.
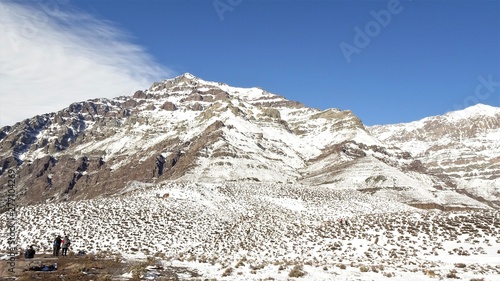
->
[0,252,200,281]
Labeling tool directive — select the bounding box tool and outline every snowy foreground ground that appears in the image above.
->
[1,182,499,280]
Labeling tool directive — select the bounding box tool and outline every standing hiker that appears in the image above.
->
[53,235,62,256]
[61,235,71,256]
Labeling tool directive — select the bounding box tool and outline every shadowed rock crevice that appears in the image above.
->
[65,156,89,194]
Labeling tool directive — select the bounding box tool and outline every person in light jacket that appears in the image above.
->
[61,235,71,256]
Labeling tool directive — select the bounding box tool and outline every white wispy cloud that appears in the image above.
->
[0,0,174,127]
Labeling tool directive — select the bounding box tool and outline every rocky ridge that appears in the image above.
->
[0,73,497,210]
[369,104,500,207]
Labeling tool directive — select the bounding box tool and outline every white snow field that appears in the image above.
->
[1,181,499,280]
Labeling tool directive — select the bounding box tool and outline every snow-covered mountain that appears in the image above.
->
[1,74,500,280]
[0,74,496,209]
[369,104,500,207]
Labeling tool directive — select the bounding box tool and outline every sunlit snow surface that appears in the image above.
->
[1,182,499,280]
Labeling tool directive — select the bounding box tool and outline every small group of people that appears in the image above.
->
[53,235,71,256]
[23,234,72,259]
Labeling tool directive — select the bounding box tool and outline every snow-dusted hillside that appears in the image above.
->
[1,182,498,280]
[369,104,500,207]
[0,73,493,209]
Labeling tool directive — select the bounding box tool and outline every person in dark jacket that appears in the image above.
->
[53,236,62,256]
[24,246,36,259]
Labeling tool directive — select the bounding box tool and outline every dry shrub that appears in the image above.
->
[97,273,113,281]
[222,267,233,277]
[86,253,96,261]
[288,265,306,278]
[446,269,459,279]
[424,269,437,277]
[250,263,265,270]
[146,256,156,266]
[129,261,148,279]
[235,259,245,268]
[383,271,395,278]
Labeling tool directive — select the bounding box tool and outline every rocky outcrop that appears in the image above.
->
[133,90,147,99]
[161,101,177,111]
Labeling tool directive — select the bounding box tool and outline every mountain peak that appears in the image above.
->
[444,103,499,122]
[178,72,198,80]
[167,72,202,83]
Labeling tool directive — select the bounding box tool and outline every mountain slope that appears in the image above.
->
[1,182,499,280]
[0,74,494,209]
[369,104,500,207]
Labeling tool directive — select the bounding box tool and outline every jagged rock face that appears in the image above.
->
[0,74,496,209]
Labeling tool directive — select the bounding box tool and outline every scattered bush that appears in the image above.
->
[424,269,437,277]
[387,271,398,277]
[130,262,148,279]
[250,263,266,270]
[288,265,306,278]
[146,256,155,266]
[359,265,369,272]
[86,253,96,261]
[222,267,233,277]
[446,269,459,279]
[97,274,113,281]
[235,259,245,268]
[113,253,123,262]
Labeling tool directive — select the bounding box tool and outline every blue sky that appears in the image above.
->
[1,0,499,126]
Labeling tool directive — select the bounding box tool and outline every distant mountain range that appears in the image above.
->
[1,73,498,209]
[369,103,500,207]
